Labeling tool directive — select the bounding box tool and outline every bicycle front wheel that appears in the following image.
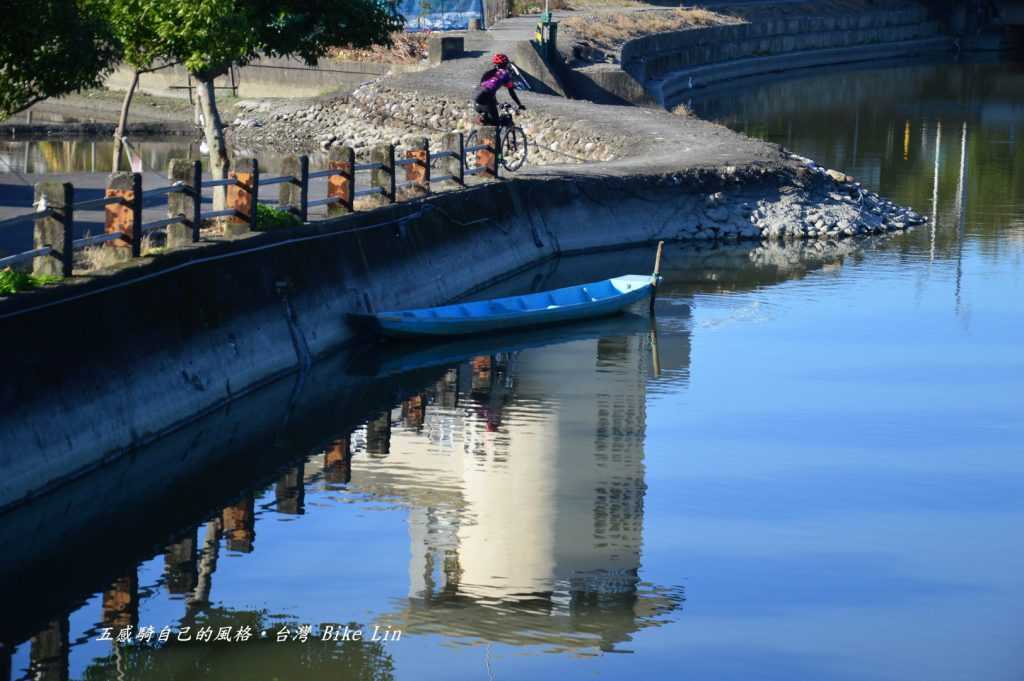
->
[500,126,528,172]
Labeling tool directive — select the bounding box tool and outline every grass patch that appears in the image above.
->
[510,0,571,15]
[563,7,742,53]
[0,267,61,295]
[256,204,303,231]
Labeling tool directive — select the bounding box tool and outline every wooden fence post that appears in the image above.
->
[324,436,351,484]
[279,155,302,218]
[222,494,255,553]
[404,136,430,197]
[442,132,465,187]
[366,411,392,456]
[477,126,499,179]
[327,146,354,217]
[227,158,257,235]
[32,181,73,278]
[167,159,200,248]
[105,172,138,260]
[369,143,395,207]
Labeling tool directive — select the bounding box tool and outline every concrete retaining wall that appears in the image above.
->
[623,6,938,83]
[579,3,950,108]
[106,58,427,100]
[0,166,779,514]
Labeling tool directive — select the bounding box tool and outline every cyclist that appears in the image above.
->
[473,53,525,126]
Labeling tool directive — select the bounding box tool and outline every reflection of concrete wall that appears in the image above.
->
[353,333,649,607]
[517,338,646,596]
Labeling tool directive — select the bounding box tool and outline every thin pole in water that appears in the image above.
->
[649,317,661,379]
[930,120,941,262]
[649,240,664,313]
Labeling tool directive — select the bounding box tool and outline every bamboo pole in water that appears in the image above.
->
[649,240,664,312]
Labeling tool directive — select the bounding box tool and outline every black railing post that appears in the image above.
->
[299,155,309,223]
[250,159,260,232]
[131,172,143,258]
[61,183,74,277]
[191,160,202,242]
[422,139,431,192]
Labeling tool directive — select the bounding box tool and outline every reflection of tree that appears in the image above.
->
[79,613,394,681]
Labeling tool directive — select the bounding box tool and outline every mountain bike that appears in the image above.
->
[465,103,529,173]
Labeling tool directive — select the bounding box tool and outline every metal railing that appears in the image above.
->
[0,131,499,282]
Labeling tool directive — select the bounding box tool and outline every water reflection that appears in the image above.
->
[692,58,1024,257]
[351,332,677,652]
[0,239,877,679]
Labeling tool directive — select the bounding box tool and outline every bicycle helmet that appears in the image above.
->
[492,53,510,66]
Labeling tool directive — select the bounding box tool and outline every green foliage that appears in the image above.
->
[0,267,61,295]
[93,0,405,79]
[0,0,120,118]
[256,204,302,231]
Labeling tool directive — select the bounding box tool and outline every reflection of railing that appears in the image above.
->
[0,131,501,280]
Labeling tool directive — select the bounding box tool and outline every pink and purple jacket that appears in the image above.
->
[479,68,515,94]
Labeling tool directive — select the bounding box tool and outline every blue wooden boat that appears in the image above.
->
[350,274,657,338]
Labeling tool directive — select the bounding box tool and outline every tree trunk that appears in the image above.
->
[111,70,140,172]
[194,76,230,209]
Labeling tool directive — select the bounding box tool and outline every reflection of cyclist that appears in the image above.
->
[473,53,525,125]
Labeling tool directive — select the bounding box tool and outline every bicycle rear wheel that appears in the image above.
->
[500,126,528,172]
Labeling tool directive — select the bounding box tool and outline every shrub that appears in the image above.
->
[0,267,61,295]
[256,204,303,231]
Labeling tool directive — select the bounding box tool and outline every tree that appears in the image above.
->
[0,0,119,119]
[99,0,404,203]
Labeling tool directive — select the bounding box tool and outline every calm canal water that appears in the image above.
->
[2,57,1023,680]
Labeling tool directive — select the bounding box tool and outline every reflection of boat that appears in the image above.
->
[348,312,651,377]
[349,275,655,338]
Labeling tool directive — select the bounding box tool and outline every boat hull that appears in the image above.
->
[349,275,653,338]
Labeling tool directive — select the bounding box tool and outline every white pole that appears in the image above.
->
[930,120,941,262]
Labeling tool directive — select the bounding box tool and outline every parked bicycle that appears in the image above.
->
[465,103,529,173]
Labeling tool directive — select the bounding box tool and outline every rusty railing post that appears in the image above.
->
[404,136,430,197]
[106,172,138,260]
[327,146,354,217]
[477,126,499,179]
[227,158,257,235]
